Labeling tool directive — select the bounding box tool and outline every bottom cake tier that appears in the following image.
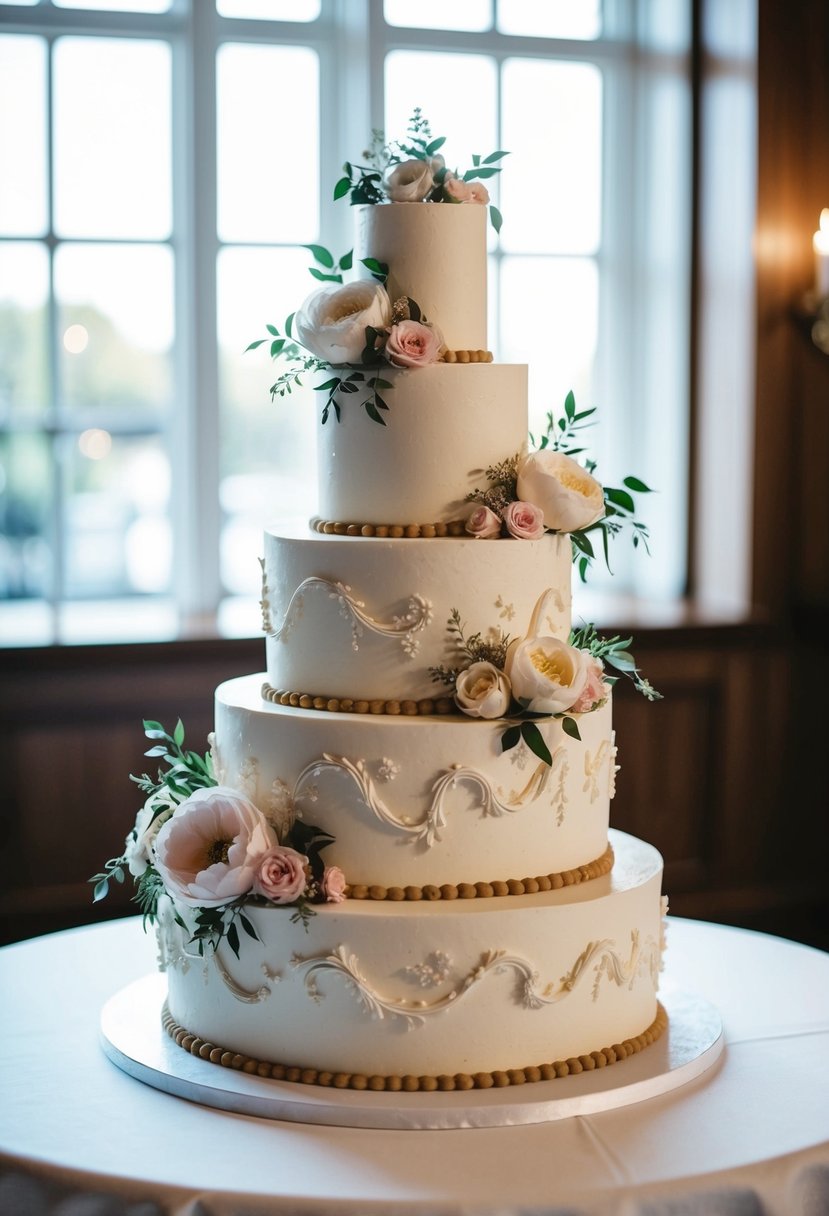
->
[157,831,667,1089]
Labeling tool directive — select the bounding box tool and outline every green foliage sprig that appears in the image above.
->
[428,608,511,687]
[90,719,338,959]
[334,108,507,233]
[543,391,654,582]
[569,622,662,702]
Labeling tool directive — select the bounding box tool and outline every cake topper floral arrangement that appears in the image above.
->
[248,109,505,425]
[91,720,343,956]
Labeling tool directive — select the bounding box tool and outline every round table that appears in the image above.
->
[1,917,827,1216]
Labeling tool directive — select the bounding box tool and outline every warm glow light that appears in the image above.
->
[813,210,829,297]
[78,428,111,460]
[63,323,89,353]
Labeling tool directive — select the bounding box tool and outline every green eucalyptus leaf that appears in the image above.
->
[266,323,279,336]
[308,268,342,283]
[564,389,576,420]
[284,312,295,337]
[561,716,582,742]
[501,724,522,753]
[426,136,446,155]
[482,150,509,164]
[304,243,335,268]
[624,475,652,493]
[245,338,267,351]
[333,176,351,200]
[605,487,636,514]
[489,205,503,234]
[521,721,553,767]
[226,921,241,959]
[339,249,353,271]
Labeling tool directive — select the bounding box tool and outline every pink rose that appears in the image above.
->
[385,319,443,368]
[466,182,490,204]
[443,175,472,203]
[465,504,502,539]
[254,845,309,904]
[153,786,277,908]
[321,865,347,903]
[504,499,545,540]
[570,655,610,714]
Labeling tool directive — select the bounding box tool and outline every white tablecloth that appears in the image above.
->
[1,917,828,1216]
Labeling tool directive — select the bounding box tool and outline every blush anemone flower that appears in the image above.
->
[153,786,277,908]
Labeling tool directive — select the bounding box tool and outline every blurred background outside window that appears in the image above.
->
[0,0,700,644]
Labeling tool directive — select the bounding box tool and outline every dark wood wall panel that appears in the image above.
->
[4,626,824,950]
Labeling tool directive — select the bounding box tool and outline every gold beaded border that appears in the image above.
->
[310,517,468,539]
[262,680,457,717]
[161,1001,667,1092]
[440,349,493,363]
[345,843,614,902]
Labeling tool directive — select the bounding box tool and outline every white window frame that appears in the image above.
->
[0,0,701,642]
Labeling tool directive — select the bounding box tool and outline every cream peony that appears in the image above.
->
[517,451,604,533]
[384,319,443,368]
[466,182,490,204]
[253,845,308,904]
[293,281,391,365]
[455,661,512,719]
[506,636,588,715]
[153,785,277,908]
[465,504,502,539]
[382,158,435,202]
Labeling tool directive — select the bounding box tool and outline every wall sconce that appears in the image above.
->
[813,209,829,299]
[797,210,829,354]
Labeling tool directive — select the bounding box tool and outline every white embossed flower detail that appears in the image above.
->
[125,798,175,878]
[154,786,277,908]
[404,951,453,988]
[377,758,400,783]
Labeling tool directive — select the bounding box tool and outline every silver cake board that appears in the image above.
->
[100,974,724,1131]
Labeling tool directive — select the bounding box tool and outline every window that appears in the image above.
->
[0,0,694,644]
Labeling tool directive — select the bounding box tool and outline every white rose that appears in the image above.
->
[382,158,435,202]
[294,281,391,364]
[506,636,588,715]
[517,451,604,533]
[124,798,174,878]
[454,661,512,719]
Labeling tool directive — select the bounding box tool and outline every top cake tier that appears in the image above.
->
[357,202,487,351]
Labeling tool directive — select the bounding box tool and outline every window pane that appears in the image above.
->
[64,433,171,598]
[499,255,598,431]
[217,44,319,244]
[54,243,174,412]
[53,37,171,239]
[0,36,47,236]
[54,0,171,11]
[0,243,50,414]
[384,0,492,31]
[0,432,52,602]
[384,52,497,171]
[218,245,316,595]
[500,58,601,254]
[497,0,601,40]
[217,0,320,18]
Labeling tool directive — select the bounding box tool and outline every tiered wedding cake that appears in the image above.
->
[97,118,666,1092]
